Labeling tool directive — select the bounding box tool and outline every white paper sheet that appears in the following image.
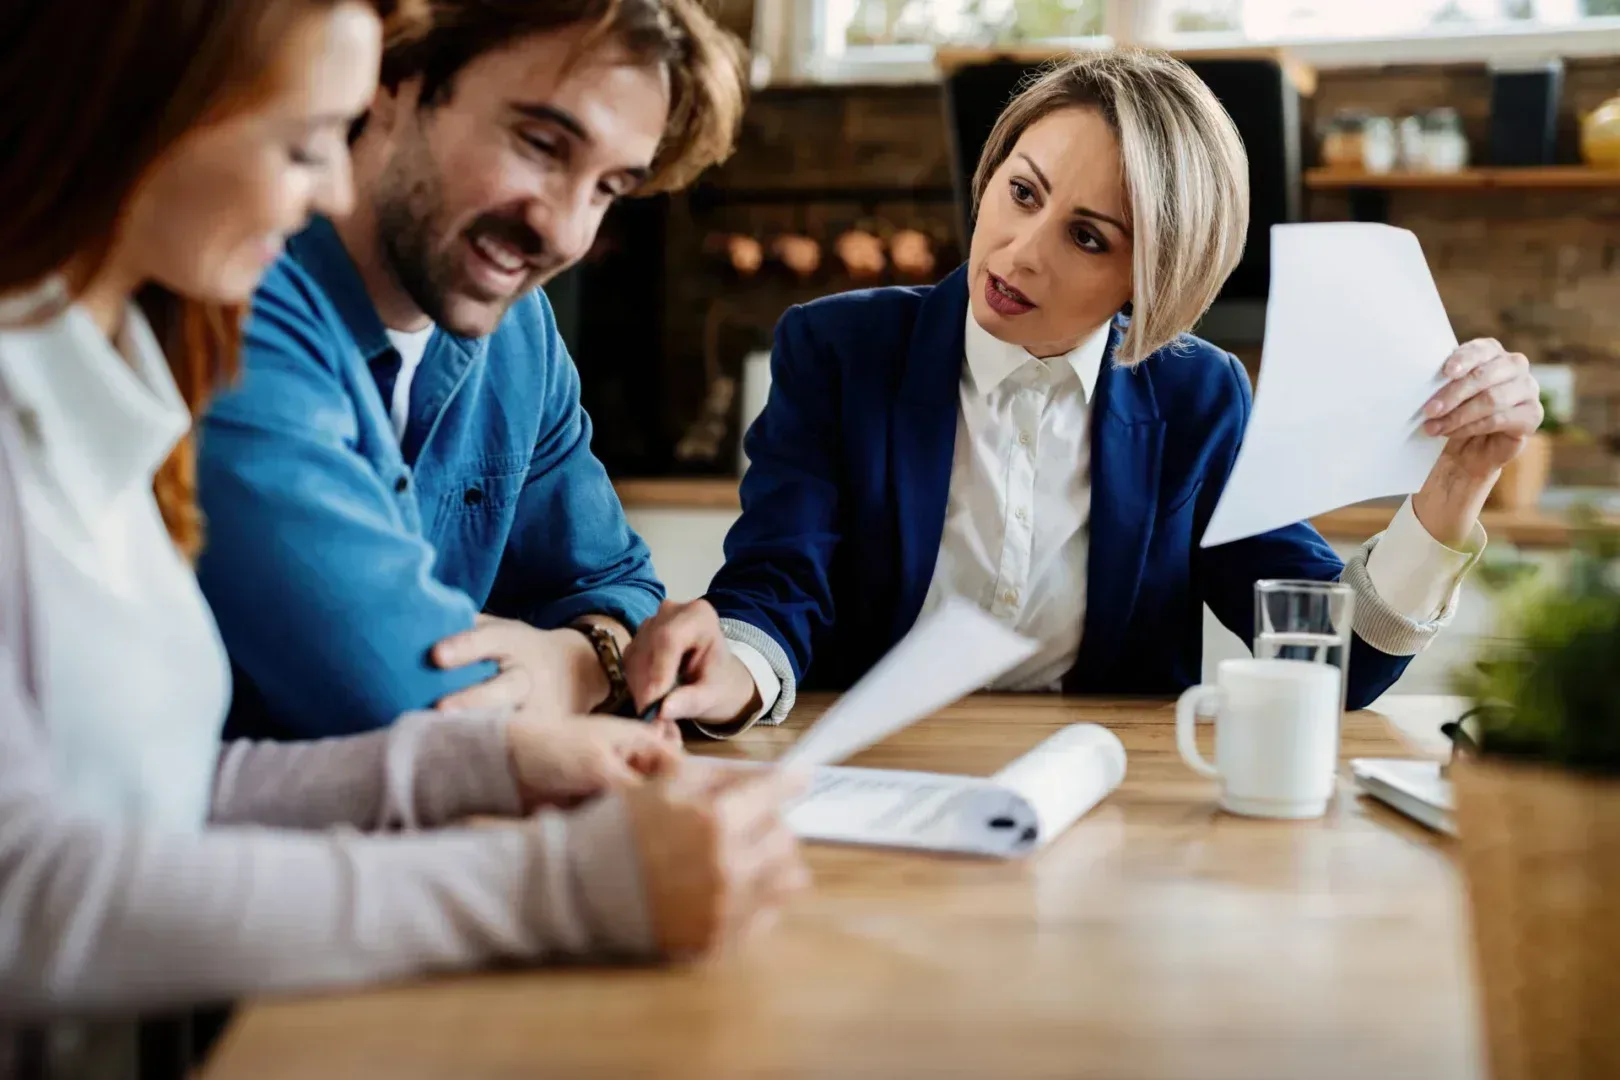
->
[1351,757,1455,835]
[1201,223,1456,548]
[777,599,1039,770]
[782,724,1126,858]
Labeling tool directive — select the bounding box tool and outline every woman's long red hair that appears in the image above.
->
[0,0,405,557]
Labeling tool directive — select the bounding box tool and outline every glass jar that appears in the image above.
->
[1422,108,1470,173]
[1397,115,1426,171]
[1319,111,1367,171]
[1361,115,1398,174]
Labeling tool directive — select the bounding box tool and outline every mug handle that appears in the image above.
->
[1175,685,1223,780]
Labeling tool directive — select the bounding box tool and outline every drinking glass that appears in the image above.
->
[1253,580,1355,714]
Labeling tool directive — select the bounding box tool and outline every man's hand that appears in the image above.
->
[505,715,682,811]
[434,615,611,721]
[622,600,762,725]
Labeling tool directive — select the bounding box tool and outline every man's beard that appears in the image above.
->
[371,141,549,339]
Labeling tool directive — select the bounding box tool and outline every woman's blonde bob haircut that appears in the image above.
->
[971,49,1250,367]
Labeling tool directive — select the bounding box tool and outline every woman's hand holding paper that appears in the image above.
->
[1412,338,1544,547]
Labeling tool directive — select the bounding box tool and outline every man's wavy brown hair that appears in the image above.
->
[373,0,748,193]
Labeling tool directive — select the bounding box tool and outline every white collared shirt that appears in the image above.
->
[917,312,1112,689]
[0,299,229,831]
[734,309,1479,712]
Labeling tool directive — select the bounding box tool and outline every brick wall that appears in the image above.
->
[651,85,963,472]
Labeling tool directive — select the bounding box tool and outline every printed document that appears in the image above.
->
[779,598,1039,770]
[749,601,1125,857]
[1202,223,1456,548]
[783,725,1126,858]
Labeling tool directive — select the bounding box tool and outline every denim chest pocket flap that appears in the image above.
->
[424,457,527,516]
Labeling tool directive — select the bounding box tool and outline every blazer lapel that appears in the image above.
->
[1067,321,1166,690]
[888,266,970,645]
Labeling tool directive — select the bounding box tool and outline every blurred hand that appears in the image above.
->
[434,615,609,721]
[1421,338,1544,481]
[622,600,761,725]
[623,760,810,958]
[505,715,682,811]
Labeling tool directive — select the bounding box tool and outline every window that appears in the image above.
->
[837,0,1103,48]
[1153,0,1617,40]
[801,0,1110,82]
[792,0,1620,81]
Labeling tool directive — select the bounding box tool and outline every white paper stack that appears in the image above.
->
[783,724,1127,858]
[1351,757,1454,835]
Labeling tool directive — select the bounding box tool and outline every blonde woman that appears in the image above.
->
[625,50,1542,731]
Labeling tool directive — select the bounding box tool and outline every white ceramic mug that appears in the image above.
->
[1175,658,1342,819]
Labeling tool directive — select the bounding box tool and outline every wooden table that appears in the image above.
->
[202,695,1481,1080]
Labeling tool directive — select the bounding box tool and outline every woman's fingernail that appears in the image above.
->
[1425,400,1443,416]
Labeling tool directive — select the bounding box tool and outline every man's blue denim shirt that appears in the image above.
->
[196,216,663,739]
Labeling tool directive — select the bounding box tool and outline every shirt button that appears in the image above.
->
[1015,507,1029,523]
[13,406,40,445]
[464,487,484,506]
[1018,431,1032,447]
[1002,589,1019,606]
[394,475,409,494]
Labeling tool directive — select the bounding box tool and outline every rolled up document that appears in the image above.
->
[782,724,1126,858]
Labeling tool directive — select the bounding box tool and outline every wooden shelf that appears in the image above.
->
[1312,502,1615,549]
[1306,165,1620,191]
[614,479,1611,549]
[614,477,741,511]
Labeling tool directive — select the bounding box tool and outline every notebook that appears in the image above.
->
[1349,758,1454,836]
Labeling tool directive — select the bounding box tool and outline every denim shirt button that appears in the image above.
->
[394,474,409,494]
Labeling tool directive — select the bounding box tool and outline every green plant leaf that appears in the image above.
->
[1458,527,1620,773]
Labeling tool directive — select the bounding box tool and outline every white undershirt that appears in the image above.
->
[0,299,230,831]
[734,308,1480,714]
[385,325,435,441]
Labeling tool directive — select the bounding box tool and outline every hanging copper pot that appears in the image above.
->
[771,234,822,280]
[834,229,886,282]
[890,228,937,281]
[703,232,764,278]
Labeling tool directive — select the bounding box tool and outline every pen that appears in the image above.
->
[636,646,702,723]
[639,671,690,723]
